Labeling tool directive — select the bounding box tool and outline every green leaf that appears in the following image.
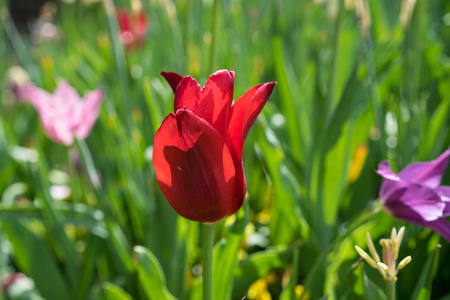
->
[212,201,249,300]
[357,262,386,300]
[279,244,301,300]
[255,124,309,245]
[272,35,310,164]
[143,76,163,136]
[133,245,176,300]
[232,245,292,299]
[98,282,133,300]
[411,244,441,300]
[3,220,71,300]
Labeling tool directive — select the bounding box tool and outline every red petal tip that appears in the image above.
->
[161,71,184,93]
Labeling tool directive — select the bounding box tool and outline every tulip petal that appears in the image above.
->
[398,149,450,188]
[385,199,450,242]
[224,146,246,218]
[161,71,184,93]
[377,161,403,200]
[40,115,74,146]
[173,76,201,112]
[376,161,400,181]
[436,186,450,216]
[422,218,450,242]
[27,84,53,113]
[54,81,81,106]
[153,109,236,222]
[76,90,102,140]
[385,184,445,222]
[229,82,276,157]
[195,70,235,139]
[117,9,131,32]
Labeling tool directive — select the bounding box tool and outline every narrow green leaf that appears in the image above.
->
[213,201,249,300]
[411,245,441,300]
[272,36,309,164]
[99,282,133,300]
[143,76,163,136]
[279,243,301,300]
[3,221,71,300]
[232,245,292,299]
[133,245,176,300]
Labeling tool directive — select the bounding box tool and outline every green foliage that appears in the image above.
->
[1,0,450,299]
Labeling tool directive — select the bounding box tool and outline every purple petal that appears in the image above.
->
[376,161,403,200]
[436,186,450,217]
[398,149,450,188]
[401,185,445,221]
[423,218,450,242]
[376,161,400,181]
[384,184,444,222]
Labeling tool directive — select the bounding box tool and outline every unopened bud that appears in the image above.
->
[398,256,412,270]
[355,246,378,269]
[366,232,380,262]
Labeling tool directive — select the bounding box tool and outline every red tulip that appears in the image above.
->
[117,8,148,49]
[153,70,276,222]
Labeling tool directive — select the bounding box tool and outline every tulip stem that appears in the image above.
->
[386,281,396,300]
[75,139,101,190]
[202,222,215,300]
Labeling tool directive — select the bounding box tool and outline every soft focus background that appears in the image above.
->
[1,0,450,299]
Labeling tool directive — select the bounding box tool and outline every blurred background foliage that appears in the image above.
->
[1,0,450,299]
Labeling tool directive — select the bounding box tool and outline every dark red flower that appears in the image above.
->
[153,70,276,222]
[117,8,148,49]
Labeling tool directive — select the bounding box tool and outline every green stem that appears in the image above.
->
[208,0,221,74]
[202,222,216,300]
[326,0,344,119]
[361,31,386,158]
[67,148,81,204]
[102,0,132,134]
[386,281,396,300]
[75,139,101,190]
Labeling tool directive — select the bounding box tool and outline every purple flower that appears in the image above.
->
[376,149,450,241]
[28,81,102,146]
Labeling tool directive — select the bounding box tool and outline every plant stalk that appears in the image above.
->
[386,281,396,300]
[202,222,216,300]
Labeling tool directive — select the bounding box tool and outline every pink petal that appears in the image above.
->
[75,90,102,140]
[54,81,81,106]
[27,84,53,113]
[40,115,74,146]
[398,149,450,188]
[228,82,276,157]
[161,71,184,93]
[153,109,236,222]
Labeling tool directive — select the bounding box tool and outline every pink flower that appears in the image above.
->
[28,81,102,146]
